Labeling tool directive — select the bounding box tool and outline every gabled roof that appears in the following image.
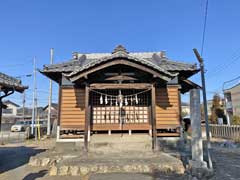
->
[3,100,20,107]
[40,45,199,83]
[0,72,28,93]
[42,103,58,111]
[64,50,176,79]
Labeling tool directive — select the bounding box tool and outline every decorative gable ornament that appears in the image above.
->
[112,45,129,55]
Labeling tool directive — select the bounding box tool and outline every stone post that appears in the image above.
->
[189,89,208,173]
[190,89,204,162]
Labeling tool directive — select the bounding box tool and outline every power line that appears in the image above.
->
[222,75,240,91]
[201,0,209,56]
[207,54,240,79]
[206,48,240,75]
[1,59,33,67]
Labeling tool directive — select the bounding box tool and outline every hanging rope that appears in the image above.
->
[90,88,151,98]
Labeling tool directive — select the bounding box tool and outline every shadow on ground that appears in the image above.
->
[0,146,45,174]
[22,170,48,180]
[90,172,187,180]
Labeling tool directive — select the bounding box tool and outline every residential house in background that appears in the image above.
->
[207,100,213,117]
[17,107,33,119]
[42,103,58,119]
[2,100,20,117]
[181,102,190,117]
[224,83,240,119]
[2,100,20,124]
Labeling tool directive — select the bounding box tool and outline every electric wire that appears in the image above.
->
[201,0,209,56]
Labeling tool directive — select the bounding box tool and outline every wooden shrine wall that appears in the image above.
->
[155,86,180,129]
[59,86,180,131]
[60,87,85,130]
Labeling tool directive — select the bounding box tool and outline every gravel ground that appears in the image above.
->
[0,139,240,180]
[210,148,240,180]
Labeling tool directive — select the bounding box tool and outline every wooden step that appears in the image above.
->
[156,133,180,137]
[60,134,84,139]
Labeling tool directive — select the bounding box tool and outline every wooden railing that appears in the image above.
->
[209,124,240,139]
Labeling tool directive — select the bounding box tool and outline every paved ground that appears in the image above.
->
[0,138,240,180]
[0,139,185,180]
[211,148,240,180]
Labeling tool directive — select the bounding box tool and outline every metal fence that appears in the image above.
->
[209,124,240,139]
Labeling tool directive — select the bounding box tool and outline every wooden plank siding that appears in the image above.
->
[155,86,180,129]
[60,88,85,130]
[60,86,180,134]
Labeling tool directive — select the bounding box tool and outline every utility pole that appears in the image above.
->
[35,98,38,140]
[31,57,37,136]
[193,48,213,169]
[22,91,25,121]
[47,48,54,136]
[15,74,31,122]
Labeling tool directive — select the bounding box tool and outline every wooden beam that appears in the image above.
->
[151,84,157,150]
[70,59,171,82]
[90,83,152,90]
[105,75,137,81]
[156,132,180,137]
[91,123,151,131]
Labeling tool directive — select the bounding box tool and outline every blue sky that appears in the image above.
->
[1,0,240,106]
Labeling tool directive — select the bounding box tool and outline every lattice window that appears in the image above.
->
[90,89,151,124]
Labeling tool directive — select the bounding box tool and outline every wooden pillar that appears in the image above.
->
[178,90,183,138]
[84,85,90,152]
[57,85,62,126]
[151,84,157,150]
[55,85,62,140]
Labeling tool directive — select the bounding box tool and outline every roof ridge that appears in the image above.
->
[65,52,177,79]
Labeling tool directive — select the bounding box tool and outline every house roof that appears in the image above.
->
[180,79,202,94]
[181,102,189,106]
[3,100,20,107]
[0,72,28,93]
[40,45,199,83]
[43,103,58,111]
[224,82,240,92]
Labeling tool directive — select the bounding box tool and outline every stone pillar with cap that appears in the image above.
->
[189,89,207,170]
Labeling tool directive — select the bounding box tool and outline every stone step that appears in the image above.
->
[49,154,185,176]
[89,134,152,152]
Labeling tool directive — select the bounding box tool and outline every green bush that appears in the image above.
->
[232,115,240,125]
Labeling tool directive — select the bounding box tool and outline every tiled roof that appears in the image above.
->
[43,53,197,73]
[64,51,177,78]
[41,45,199,81]
[0,72,27,93]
